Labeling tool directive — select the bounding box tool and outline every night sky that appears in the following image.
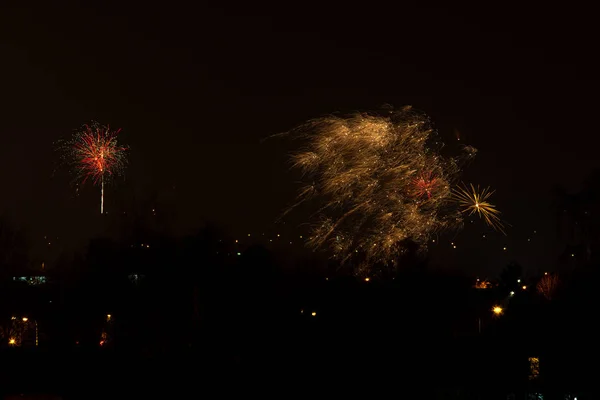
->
[1,2,598,276]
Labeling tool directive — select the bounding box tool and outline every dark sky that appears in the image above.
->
[1,2,598,276]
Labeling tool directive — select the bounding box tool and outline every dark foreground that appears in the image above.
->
[0,336,595,399]
[4,265,600,398]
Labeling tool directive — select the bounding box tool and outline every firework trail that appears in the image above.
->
[453,183,506,235]
[281,106,481,276]
[58,121,128,214]
[537,273,560,300]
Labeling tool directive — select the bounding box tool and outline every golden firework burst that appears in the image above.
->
[453,183,506,235]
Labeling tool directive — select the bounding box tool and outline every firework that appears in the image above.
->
[453,183,506,234]
[59,122,128,214]
[282,106,478,275]
[410,170,440,199]
[537,273,560,300]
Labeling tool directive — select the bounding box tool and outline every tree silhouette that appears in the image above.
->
[0,216,28,277]
[499,261,522,292]
[555,170,600,264]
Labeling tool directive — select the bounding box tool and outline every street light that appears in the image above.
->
[492,306,503,316]
[8,338,16,345]
[22,317,28,322]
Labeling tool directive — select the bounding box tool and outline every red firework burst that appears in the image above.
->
[69,123,127,184]
[411,170,440,199]
[59,121,128,214]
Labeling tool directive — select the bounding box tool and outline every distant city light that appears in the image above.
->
[522,285,527,290]
[247,234,251,237]
[22,317,28,322]
[517,279,521,283]
[277,234,280,237]
[364,277,370,282]
[13,276,47,286]
[571,254,575,257]
[503,247,507,251]
[492,306,503,315]
[8,338,16,345]
[311,312,316,316]
[510,291,515,296]
[235,240,238,243]
[544,272,548,275]
[237,252,241,256]
[106,314,111,321]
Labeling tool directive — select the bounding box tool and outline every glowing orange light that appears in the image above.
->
[22,317,28,322]
[364,277,370,282]
[8,338,16,345]
[311,312,316,316]
[492,306,503,315]
[522,285,527,290]
[475,280,491,289]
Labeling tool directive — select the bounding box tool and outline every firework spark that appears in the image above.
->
[453,183,506,234]
[537,273,560,300]
[59,122,128,214]
[410,170,440,199]
[281,106,478,275]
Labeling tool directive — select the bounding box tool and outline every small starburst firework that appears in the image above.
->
[58,121,128,214]
[453,183,506,234]
[410,170,440,200]
[281,106,479,276]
